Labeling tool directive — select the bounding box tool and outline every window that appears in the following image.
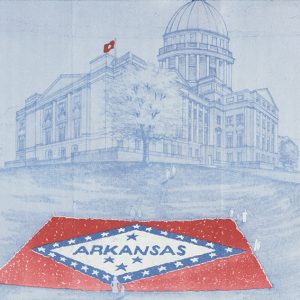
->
[60,147,66,159]
[45,128,52,144]
[227,152,233,162]
[262,118,266,129]
[216,151,221,161]
[272,124,275,134]
[212,37,217,46]
[18,135,25,150]
[177,145,182,156]
[256,114,260,127]
[46,149,53,160]
[163,143,169,154]
[135,139,141,150]
[262,135,266,151]
[71,144,79,156]
[202,34,208,44]
[178,56,186,77]
[188,147,192,157]
[226,116,233,126]
[216,131,221,147]
[190,33,196,43]
[226,133,233,148]
[237,152,242,162]
[189,55,197,80]
[204,128,208,145]
[179,35,185,43]
[226,97,234,103]
[58,124,66,142]
[236,114,244,126]
[256,135,260,148]
[267,121,270,132]
[256,153,260,161]
[57,101,67,121]
[73,119,80,138]
[237,94,244,101]
[217,115,221,125]
[237,132,244,147]
[117,140,123,148]
[171,144,176,155]
[267,138,270,152]
[220,39,224,48]
[169,57,176,69]
[195,149,199,157]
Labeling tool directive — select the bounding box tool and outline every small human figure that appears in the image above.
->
[254,239,261,252]
[170,165,176,179]
[242,209,248,223]
[229,208,234,219]
[129,207,136,219]
[111,276,120,294]
[137,207,142,219]
[166,168,171,181]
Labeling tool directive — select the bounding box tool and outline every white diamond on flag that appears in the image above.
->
[32,224,244,284]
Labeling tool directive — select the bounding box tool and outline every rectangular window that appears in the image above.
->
[226,133,233,148]
[237,95,244,101]
[204,128,208,145]
[189,55,197,81]
[188,147,192,157]
[227,152,233,162]
[178,56,186,77]
[217,115,221,125]
[216,151,221,161]
[135,139,141,150]
[18,135,25,150]
[180,35,185,43]
[202,34,208,44]
[195,149,199,158]
[163,143,169,154]
[220,39,224,48]
[236,114,244,126]
[226,97,234,103]
[73,119,80,139]
[177,145,182,156]
[190,33,196,43]
[60,148,66,159]
[45,128,52,145]
[237,132,244,147]
[226,116,233,126]
[256,135,260,149]
[58,124,66,142]
[237,152,242,162]
[216,132,221,147]
[212,37,217,46]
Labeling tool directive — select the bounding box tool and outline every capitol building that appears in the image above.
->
[8,0,279,168]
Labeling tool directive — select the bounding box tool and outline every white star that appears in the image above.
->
[38,247,46,253]
[70,262,78,267]
[158,266,166,272]
[81,265,88,272]
[160,231,168,236]
[206,242,214,248]
[191,238,198,244]
[103,274,110,280]
[52,243,59,248]
[176,235,184,240]
[101,232,109,237]
[175,261,183,268]
[145,227,152,232]
[123,275,132,281]
[68,239,76,245]
[225,247,233,253]
[48,252,56,258]
[85,236,92,241]
[209,253,217,258]
[190,257,199,263]
[133,224,140,229]
[60,257,66,262]
[118,228,125,233]
[142,270,150,276]
[92,270,99,275]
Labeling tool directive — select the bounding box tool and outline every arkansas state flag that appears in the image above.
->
[103,39,115,53]
[0,217,271,291]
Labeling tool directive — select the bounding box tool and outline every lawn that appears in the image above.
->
[0,162,299,299]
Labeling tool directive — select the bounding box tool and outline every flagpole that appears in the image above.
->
[104,52,108,149]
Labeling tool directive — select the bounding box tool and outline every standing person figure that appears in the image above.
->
[229,208,234,219]
[242,209,248,223]
[171,165,176,179]
[111,276,120,294]
[254,239,261,252]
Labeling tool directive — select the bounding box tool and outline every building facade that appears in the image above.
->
[7,0,279,168]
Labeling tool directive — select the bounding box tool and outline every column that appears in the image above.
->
[216,58,220,79]
[67,93,72,139]
[197,54,200,80]
[206,56,210,76]
[175,56,179,70]
[224,62,227,86]
[185,55,189,80]
[52,101,56,143]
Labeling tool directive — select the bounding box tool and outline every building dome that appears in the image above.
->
[165,0,228,37]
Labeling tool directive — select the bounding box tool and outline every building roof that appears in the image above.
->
[165,0,228,37]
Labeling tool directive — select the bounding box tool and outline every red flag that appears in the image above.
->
[0,217,271,291]
[103,40,115,53]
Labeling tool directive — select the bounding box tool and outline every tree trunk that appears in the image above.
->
[142,139,149,164]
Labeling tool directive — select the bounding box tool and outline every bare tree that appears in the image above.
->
[107,65,183,163]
